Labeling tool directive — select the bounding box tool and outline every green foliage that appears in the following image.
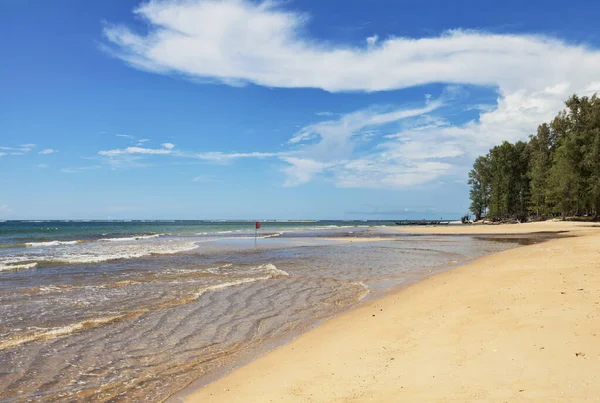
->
[528,124,553,216]
[468,93,600,220]
[468,155,491,220]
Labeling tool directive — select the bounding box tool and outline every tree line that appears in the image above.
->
[468,94,600,221]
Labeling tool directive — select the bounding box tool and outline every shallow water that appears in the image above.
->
[0,222,531,402]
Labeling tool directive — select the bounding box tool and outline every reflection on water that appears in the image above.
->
[0,229,547,402]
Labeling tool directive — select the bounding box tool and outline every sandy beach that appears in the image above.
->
[183,222,600,402]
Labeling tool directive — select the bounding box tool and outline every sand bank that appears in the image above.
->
[392,220,597,235]
[183,223,600,402]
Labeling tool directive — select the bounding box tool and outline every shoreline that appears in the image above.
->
[168,232,536,402]
[179,222,600,402]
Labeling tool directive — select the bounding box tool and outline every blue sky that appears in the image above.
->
[2,0,600,220]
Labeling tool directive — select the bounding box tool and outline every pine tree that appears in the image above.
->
[468,155,491,220]
[528,124,553,216]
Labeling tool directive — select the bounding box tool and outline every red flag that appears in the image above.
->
[255,222,261,229]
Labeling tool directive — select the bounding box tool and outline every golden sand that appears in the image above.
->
[183,222,600,402]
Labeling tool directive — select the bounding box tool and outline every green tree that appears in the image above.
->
[486,141,530,220]
[528,123,553,216]
[468,92,600,221]
[547,141,579,218]
[468,155,491,220]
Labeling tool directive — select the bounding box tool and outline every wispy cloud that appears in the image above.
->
[61,166,102,174]
[187,151,280,162]
[316,111,335,117]
[281,157,333,186]
[38,149,56,155]
[96,143,175,169]
[0,144,36,155]
[0,204,11,215]
[82,94,465,187]
[278,95,450,186]
[192,175,217,183]
[98,144,174,157]
[92,140,282,170]
[36,164,49,169]
[346,206,439,216]
[115,133,152,146]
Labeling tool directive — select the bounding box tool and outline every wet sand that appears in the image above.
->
[392,220,596,235]
[183,222,600,402]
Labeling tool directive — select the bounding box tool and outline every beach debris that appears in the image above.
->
[575,352,585,358]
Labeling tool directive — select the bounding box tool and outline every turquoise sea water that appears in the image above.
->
[0,220,396,271]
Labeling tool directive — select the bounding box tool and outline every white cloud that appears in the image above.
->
[101,0,600,188]
[281,157,333,186]
[36,163,49,169]
[0,144,36,155]
[39,149,56,155]
[103,1,600,93]
[192,175,217,182]
[0,152,5,157]
[188,151,280,162]
[97,144,174,169]
[61,166,102,173]
[279,98,448,185]
[116,134,152,147]
[366,34,378,48]
[98,144,174,157]
[0,204,11,215]
[95,140,279,169]
[316,111,335,117]
[334,159,453,188]
[289,100,442,154]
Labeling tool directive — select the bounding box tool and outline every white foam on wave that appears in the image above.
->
[0,262,38,271]
[196,264,289,298]
[257,263,290,277]
[1,236,200,271]
[50,241,199,264]
[22,234,163,248]
[25,240,80,247]
[355,281,371,301]
[0,314,126,350]
[99,234,162,242]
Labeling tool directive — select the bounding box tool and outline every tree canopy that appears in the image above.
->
[468,94,600,220]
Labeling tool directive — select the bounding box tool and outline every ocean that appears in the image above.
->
[0,220,527,401]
